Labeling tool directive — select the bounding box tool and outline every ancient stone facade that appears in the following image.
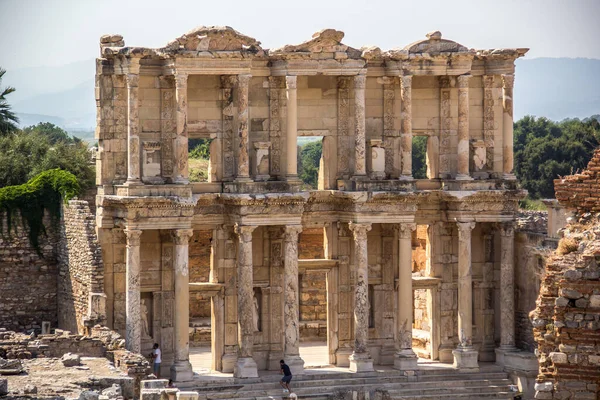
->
[94,26,529,381]
[555,148,600,213]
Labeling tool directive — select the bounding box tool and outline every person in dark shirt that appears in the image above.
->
[279,359,292,393]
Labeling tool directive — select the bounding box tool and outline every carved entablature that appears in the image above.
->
[442,190,526,215]
[163,25,264,56]
[270,29,362,60]
[404,31,470,55]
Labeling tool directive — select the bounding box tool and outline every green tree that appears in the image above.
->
[298,140,322,189]
[189,138,212,159]
[0,68,19,135]
[22,122,72,144]
[412,136,428,179]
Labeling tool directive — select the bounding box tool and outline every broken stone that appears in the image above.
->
[0,379,7,395]
[560,288,583,299]
[79,390,100,400]
[0,357,24,375]
[23,384,37,394]
[101,383,122,399]
[61,352,81,367]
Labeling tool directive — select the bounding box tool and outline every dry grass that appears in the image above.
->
[557,237,579,255]
[189,158,209,182]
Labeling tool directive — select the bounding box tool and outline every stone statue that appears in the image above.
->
[141,300,151,338]
[253,295,259,332]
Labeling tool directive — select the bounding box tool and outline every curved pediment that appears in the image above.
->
[164,26,262,53]
[272,29,362,58]
[404,31,470,54]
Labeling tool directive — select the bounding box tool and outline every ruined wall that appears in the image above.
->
[299,228,324,259]
[0,213,59,332]
[554,148,600,213]
[58,200,105,334]
[189,231,211,319]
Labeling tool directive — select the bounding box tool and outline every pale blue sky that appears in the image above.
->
[1,0,599,69]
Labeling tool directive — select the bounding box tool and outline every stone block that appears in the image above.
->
[549,352,567,364]
[0,379,7,396]
[177,392,200,400]
[535,382,553,392]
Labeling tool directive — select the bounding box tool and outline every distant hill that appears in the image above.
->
[4,57,600,131]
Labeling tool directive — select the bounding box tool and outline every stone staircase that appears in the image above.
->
[176,366,519,400]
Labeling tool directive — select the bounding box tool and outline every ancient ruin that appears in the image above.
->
[93,24,530,381]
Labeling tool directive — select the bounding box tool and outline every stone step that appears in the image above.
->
[388,382,513,396]
[390,393,516,400]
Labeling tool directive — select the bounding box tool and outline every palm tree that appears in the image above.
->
[0,68,19,135]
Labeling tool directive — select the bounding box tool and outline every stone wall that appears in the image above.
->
[189,230,211,319]
[299,228,325,259]
[0,213,59,332]
[554,148,600,213]
[58,200,105,334]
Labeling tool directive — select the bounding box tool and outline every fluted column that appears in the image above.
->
[286,76,300,181]
[453,221,479,371]
[502,74,515,179]
[400,75,413,179]
[234,224,258,378]
[174,72,189,184]
[456,75,472,180]
[395,223,418,370]
[283,225,304,374]
[236,74,251,181]
[348,222,373,372]
[354,75,367,178]
[499,222,516,349]
[170,229,194,381]
[124,228,142,353]
[125,58,141,185]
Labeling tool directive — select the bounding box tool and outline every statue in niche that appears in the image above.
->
[141,298,152,338]
[253,295,260,332]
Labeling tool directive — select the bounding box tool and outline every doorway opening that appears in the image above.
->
[188,138,213,182]
[297,136,323,189]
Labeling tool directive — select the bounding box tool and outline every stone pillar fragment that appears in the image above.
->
[174,72,189,184]
[124,228,142,353]
[348,222,373,372]
[395,223,418,370]
[221,75,236,180]
[286,76,299,181]
[125,59,141,185]
[502,74,515,179]
[456,75,472,180]
[234,224,258,378]
[400,75,413,180]
[496,222,517,364]
[482,75,496,171]
[170,229,194,382]
[236,74,251,181]
[453,222,479,371]
[353,75,367,178]
[283,225,304,374]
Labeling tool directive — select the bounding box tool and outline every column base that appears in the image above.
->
[234,356,258,378]
[221,353,237,373]
[452,347,479,372]
[170,360,194,382]
[394,349,418,371]
[455,173,473,181]
[285,176,302,184]
[495,346,518,367]
[349,352,374,373]
[502,173,517,180]
[351,174,367,181]
[284,355,305,375]
[255,174,270,182]
[398,174,414,181]
[124,178,143,186]
[234,176,253,183]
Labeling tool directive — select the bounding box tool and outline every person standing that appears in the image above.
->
[150,343,162,378]
[279,359,292,393]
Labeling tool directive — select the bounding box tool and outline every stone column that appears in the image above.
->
[283,225,304,374]
[348,222,373,372]
[236,74,251,182]
[174,72,189,184]
[170,229,194,381]
[353,75,367,178]
[286,76,300,182]
[502,74,515,179]
[234,224,258,378]
[453,222,479,371]
[496,222,516,364]
[124,228,142,353]
[125,59,141,185]
[395,223,418,370]
[456,75,472,180]
[400,75,413,180]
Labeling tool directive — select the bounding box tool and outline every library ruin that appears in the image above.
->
[92,26,532,382]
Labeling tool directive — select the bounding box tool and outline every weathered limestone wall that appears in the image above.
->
[0,213,59,332]
[299,228,325,259]
[555,148,600,213]
[58,200,105,334]
[189,230,211,319]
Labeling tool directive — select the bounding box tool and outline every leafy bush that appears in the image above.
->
[189,138,211,159]
[298,140,322,189]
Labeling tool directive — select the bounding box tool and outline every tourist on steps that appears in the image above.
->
[279,359,293,393]
[150,343,162,378]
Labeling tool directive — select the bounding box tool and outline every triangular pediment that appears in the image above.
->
[165,26,262,52]
[404,31,470,54]
[272,29,361,57]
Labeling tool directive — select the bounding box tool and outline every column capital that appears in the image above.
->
[483,74,495,88]
[499,221,515,237]
[283,225,302,242]
[457,74,471,88]
[125,73,139,88]
[175,72,188,89]
[237,73,251,87]
[380,76,396,86]
[456,221,476,237]
[235,224,256,243]
[125,57,140,75]
[397,223,416,239]
[285,75,297,89]
[337,76,351,89]
[401,75,412,88]
[354,74,366,89]
[349,222,372,240]
[501,74,515,89]
[220,74,237,88]
[172,229,194,245]
[124,228,142,247]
